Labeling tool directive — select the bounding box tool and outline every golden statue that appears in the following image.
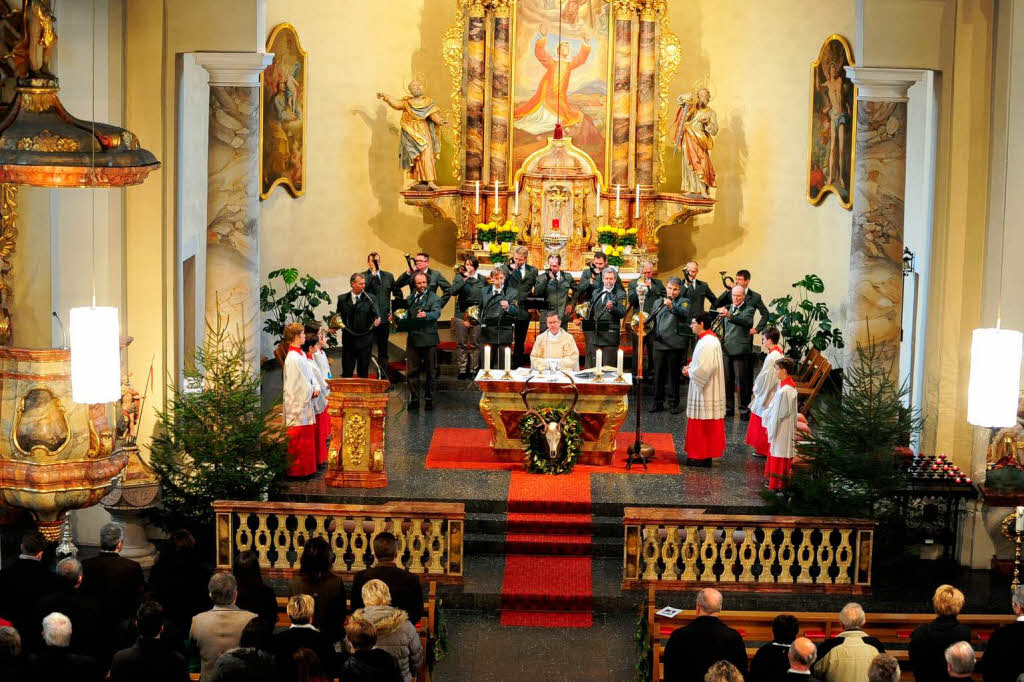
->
[377,79,448,191]
[673,87,719,197]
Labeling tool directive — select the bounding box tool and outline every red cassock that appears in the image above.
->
[315,409,330,467]
[684,418,726,460]
[286,425,317,477]
[764,456,792,491]
[744,413,771,456]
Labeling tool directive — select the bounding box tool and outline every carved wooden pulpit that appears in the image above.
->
[325,378,389,488]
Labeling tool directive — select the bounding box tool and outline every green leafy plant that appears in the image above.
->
[148,309,289,543]
[608,254,625,267]
[766,274,844,360]
[634,593,652,682]
[477,227,496,243]
[260,267,334,346]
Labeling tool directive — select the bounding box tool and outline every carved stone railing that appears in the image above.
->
[213,500,465,583]
[623,509,875,594]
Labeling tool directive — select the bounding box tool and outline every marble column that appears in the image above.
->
[195,53,274,369]
[635,1,659,188]
[844,68,920,373]
[610,1,636,188]
[463,0,487,185]
[488,0,512,187]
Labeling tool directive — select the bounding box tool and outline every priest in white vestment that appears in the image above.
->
[746,327,784,457]
[530,311,581,371]
[763,356,799,490]
[682,311,726,466]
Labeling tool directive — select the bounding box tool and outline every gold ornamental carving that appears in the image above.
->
[657,13,682,185]
[490,0,511,18]
[442,1,467,180]
[343,413,369,467]
[16,129,79,152]
[0,183,17,345]
[639,0,665,21]
[611,0,639,19]
[371,449,385,472]
[18,88,55,113]
[12,386,71,458]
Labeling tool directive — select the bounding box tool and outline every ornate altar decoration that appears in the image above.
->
[0,347,127,540]
[399,0,714,273]
[325,377,390,488]
[519,372,582,474]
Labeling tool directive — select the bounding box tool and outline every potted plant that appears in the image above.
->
[259,267,336,347]
[619,227,637,254]
[766,274,844,360]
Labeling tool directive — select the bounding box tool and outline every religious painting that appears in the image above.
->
[260,23,306,199]
[511,0,611,179]
[807,34,856,209]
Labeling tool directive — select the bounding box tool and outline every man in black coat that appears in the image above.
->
[364,252,396,377]
[981,585,1024,682]
[714,269,770,335]
[109,601,188,682]
[576,251,623,305]
[397,272,443,410]
[349,532,424,625]
[749,614,800,681]
[0,531,57,644]
[584,268,626,368]
[33,557,101,657]
[783,637,822,680]
[81,523,145,637]
[394,252,452,308]
[909,584,972,682]
[477,268,519,370]
[648,277,689,414]
[336,272,382,378]
[451,256,487,379]
[28,612,103,682]
[663,588,747,681]
[506,246,539,368]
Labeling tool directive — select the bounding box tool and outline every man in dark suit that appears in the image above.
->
[679,260,718,363]
[397,271,442,410]
[981,585,1024,682]
[714,269,770,335]
[108,601,188,682]
[718,286,757,417]
[451,256,487,379]
[649,277,688,414]
[364,252,396,377]
[28,612,103,681]
[81,522,145,636]
[663,588,747,681]
[629,260,666,376]
[576,251,623,305]
[585,268,626,368]
[750,614,801,681]
[478,268,519,370]
[506,246,538,368]
[0,531,56,648]
[336,272,382,378]
[349,532,424,625]
[534,254,576,328]
[273,594,338,680]
[394,252,452,308]
[34,557,101,657]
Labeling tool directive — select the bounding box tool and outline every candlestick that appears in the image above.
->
[494,180,499,204]
[484,345,491,371]
[617,349,624,375]
[475,181,480,214]
[502,346,513,380]
[1017,506,1024,533]
[514,182,519,215]
[615,185,621,216]
[596,184,601,217]
[634,184,640,219]
[596,349,602,371]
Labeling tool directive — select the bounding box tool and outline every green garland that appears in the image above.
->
[520,406,583,474]
[634,592,652,682]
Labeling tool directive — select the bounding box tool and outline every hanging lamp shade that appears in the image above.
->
[0,1,159,187]
[69,306,120,404]
[967,328,1024,428]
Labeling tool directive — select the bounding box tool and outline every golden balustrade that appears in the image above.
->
[213,500,465,583]
[623,508,875,594]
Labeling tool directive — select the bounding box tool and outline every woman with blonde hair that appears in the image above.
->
[909,584,971,681]
[272,594,337,681]
[348,579,422,682]
[704,660,744,682]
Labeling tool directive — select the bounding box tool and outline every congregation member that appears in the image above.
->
[232,550,280,635]
[663,588,747,681]
[341,617,403,682]
[400,271,443,410]
[478,267,519,370]
[350,532,425,625]
[0,625,26,677]
[683,312,727,466]
[784,638,820,680]
[628,260,666,374]
[749,614,800,681]
[714,269,770,334]
[451,255,486,379]
[704,660,745,682]
[287,537,346,647]
[909,584,972,682]
[34,557,101,656]
[867,654,901,682]
[679,260,717,363]
[189,573,257,682]
[718,285,757,418]
[336,273,381,378]
[349,580,423,682]
[981,585,1024,681]
[649,276,689,415]
[0,530,56,641]
[944,641,975,679]
[747,328,785,457]
[148,529,212,645]
[108,601,189,682]
[763,357,799,490]
[530,310,580,371]
[394,251,452,308]
[535,253,576,327]
[576,250,623,304]
[207,646,276,682]
[814,603,886,682]
[304,330,330,468]
[273,594,338,680]
[507,245,538,367]
[82,523,145,648]
[27,612,102,681]
[310,323,332,382]
[364,252,396,377]
[281,322,318,478]
[584,267,626,367]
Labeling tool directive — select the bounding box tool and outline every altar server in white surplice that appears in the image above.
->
[682,311,726,466]
[745,327,784,458]
[305,325,331,468]
[530,311,581,372]
[280,322,318,478]
[763,356,799,490]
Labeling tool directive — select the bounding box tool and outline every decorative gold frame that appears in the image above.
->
[442,1,468,181]
[807,33,856,210]
[259,22,308,200]
[12,386,72,458]
[0,183,18,345]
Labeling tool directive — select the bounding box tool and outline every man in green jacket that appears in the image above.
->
[718,285,756,418]
[400,272,443,411]
[713,269,770,335]
[534,254,576,328]
[506,246,539,368]
[478,268,519,370]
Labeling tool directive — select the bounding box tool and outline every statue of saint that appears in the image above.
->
[673,88,719,197]
[377,80,448,191]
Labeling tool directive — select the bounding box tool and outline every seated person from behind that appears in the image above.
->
[350,532,424,626]
[529,310,580,372]
[340,616,402,682]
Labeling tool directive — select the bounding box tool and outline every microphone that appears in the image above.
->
[52,311,68,349]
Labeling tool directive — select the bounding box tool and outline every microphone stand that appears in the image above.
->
[626,284,654,470]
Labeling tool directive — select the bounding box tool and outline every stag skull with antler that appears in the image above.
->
[521,372,580,462]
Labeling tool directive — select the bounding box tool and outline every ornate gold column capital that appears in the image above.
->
[468,0,487,17]
[611,0,639,20]
[490,0,512,18]
[639,0,665,20]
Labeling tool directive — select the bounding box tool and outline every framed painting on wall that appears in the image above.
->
[808,34,856,209]
[260,23,307,199]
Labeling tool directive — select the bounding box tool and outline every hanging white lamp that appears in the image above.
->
[70,305,120,404]
[967,328,1023,427]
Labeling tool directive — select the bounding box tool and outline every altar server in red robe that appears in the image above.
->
[305,325,331,468]
[282,322,318,478]
[746,327,784,458]
[763,357,799,490]
[682,312,726,466]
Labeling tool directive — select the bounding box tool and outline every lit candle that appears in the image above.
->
[596,184,601,217]
[484,344,491,371]
[635,184,640,218]
[617,349,624,375]
[504,346,512,371]
[514,182,520,215]
[596,349,603,371]
[475,181,481,214]
[494,180,499,206]
[615,185,621,216]
[1017,506,1024,533]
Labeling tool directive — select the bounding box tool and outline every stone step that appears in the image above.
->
[465,532,622,557]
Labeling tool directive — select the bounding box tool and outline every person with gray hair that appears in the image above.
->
[34,556,102,658]
[189,573,257,682]
[0,530,57,646]
[81,521,145,647]
[663,588,747,680]
[814,602,886,682]
[0,625,26,677]
[717,283,756,417]
[27,612,101,680]
[785,637,820,679]
[981,585,1024,681]
[628,259,666,375]
[866,654,900,682]
[944,641,975,678]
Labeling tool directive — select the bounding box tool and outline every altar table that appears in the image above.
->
[474,369,632,466]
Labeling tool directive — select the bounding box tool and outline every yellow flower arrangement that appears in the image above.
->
[617,228,626,237]
[501,242,511,253]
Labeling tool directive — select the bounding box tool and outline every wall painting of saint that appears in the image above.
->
[511,0,610,178]
[808,34,856,210]
[260,23,306,199]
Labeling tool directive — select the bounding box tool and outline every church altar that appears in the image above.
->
[475,369,632,466]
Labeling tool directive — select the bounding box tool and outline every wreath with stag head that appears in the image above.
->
[519,373,583,475]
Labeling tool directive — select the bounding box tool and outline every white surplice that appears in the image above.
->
[307,354,329,415]
[283,350,316,427]
[530,329,580,371]
[750,347,784,417]
[763,383,798,459]
[313,349,333,382]
[686,331,726,420]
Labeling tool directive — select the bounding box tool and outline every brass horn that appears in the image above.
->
[464,305,481,325]
[390,308,408,333]
[574,302,591,320]
[328,313,346,331]
[720,271,736,290]
[630,312,653,334]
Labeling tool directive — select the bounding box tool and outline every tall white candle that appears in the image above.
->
[615,185,621,216]
[1017,506,1024,533]
[596,349,603,371]
[514,182,520,215]
[596,184,601,217]
[494,180,499,205]
[475,181,481,213]
[484,344,491,371]
[504,346,512,371]
[617,349,624,375]
[635,184,640,218]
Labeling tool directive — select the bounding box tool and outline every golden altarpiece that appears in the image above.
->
[401,0,714,273]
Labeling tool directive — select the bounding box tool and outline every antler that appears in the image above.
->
[557,371,580,425]
[519,375,547,424]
